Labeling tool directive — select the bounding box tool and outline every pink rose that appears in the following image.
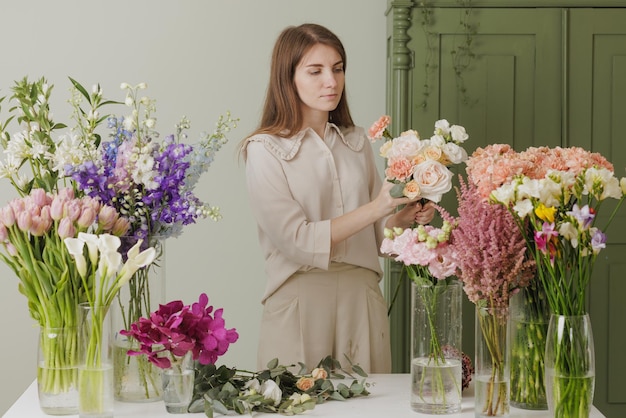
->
[412,160,453,203]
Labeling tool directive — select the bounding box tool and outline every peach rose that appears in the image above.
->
[403,180,421,200]
[412,160,453,203]
[400,129,420,138]
[296,376,315,391]
[311,367,328,381]
[378,140,393,158]
[421,145,443,161]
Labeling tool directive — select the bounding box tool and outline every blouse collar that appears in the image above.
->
[250,123,365,161]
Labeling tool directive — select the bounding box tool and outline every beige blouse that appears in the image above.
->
[243,123,388,302]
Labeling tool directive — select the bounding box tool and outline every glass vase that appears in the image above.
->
[410,280,463,414]
[509,283,549,410]
[161,352,195,414]
[37,327,79,415]
[112,236,165,402]
[475,305,510,418]
[545,314,595,418]
[78,304,114,418]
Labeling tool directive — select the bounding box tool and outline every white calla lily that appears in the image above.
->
[117,245,157,287]
[64,237,87,278]
[97,233,121,253]
[78,232,100,265]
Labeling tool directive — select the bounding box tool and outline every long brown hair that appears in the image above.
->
[238,23,354,157]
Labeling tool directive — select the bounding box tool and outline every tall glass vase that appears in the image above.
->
[112,236,165,402]
[545,314,595,418]
[509,283,549,410]
[78,304,114,418]
[37,327,79,415]
[410,280,463,414]
[475,305,509,418]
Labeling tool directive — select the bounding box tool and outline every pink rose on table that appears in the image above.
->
[412,160,453,203]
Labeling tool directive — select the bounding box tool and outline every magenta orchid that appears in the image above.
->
[121,293,239,369]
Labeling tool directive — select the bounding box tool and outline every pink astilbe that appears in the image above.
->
[446,177,534,310]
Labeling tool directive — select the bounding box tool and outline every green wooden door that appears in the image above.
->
[387,6,563,371]
[569,9,626,417]
[386,3,626,416]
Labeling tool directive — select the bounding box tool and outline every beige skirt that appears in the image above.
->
[257,262,391,373]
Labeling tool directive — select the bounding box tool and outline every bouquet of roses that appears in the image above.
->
[368,115,469,202]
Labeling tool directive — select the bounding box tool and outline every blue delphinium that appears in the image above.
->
[66,86,237,243]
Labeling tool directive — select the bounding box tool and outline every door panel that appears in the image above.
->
[569,9,626,417]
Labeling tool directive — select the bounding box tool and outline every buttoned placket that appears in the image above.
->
[319,127,346,260]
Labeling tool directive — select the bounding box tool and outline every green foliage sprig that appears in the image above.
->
[189,356,370,417]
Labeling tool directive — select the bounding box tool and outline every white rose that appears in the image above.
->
[260,379,282,406]
[449,125,469,143]
[243,378,261,395]
[442,142,468,164]
[620,177,626,195]
[434,119,450,136]
[412,160,453,203]
[428,135,446,148]
[387,134,423,160]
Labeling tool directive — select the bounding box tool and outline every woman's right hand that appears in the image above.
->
[372,181,414,218]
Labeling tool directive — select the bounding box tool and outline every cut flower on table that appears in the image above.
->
[189,356,370,417]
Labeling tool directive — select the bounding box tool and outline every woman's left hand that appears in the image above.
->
[414,199,435,225]
[387,198,436,229]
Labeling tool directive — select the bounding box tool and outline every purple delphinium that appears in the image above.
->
[67,117,209,241]
[121,293,239,369]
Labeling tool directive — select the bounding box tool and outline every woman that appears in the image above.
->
[239,23,435,373]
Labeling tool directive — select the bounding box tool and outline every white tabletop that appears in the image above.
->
[3,374,606,418]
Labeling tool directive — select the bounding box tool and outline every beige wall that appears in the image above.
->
[0,0,388,414]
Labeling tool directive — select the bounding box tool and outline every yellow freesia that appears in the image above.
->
[535,204,556,223]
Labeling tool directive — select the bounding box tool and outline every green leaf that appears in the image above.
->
[351,364,368,377]
[330,392,345,401]
[267,358,279,369]
[390,182,405,198]
[68,77,91,103]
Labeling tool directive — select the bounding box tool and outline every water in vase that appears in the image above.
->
[411,357,462,414]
